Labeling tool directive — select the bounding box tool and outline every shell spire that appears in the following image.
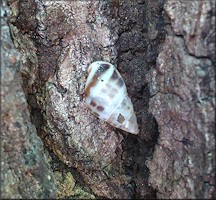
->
[84,61,139,135]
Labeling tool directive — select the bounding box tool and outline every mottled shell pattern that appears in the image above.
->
[84,61,139,134]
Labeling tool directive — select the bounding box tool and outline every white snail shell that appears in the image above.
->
[84,61,139,135]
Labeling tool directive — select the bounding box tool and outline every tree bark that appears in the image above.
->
[2,0,215,199]
[1,0,56,198]
[147,1,215,198]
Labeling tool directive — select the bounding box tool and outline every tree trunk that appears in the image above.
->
[147,1,215,198]
[2,0,215,199]
[1,0,56,198]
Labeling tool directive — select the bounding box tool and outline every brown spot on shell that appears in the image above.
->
[88,66,92,74]
[117,114,125,124]
[84,74,98,97]
[98,63,110,74]
[110,70,119,80]
[85,63,110,97]
[117,78,124,87]
[90,99,97,107]
[97,106,104,112]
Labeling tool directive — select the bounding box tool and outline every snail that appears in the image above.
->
[84,61,139,135]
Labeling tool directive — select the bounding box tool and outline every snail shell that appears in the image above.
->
[84,61,139,135]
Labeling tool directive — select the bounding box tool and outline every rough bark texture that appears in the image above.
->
[3,0,215,199]
[7,0,164,198]
[1,1,56,198]
[146,1,215,199]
